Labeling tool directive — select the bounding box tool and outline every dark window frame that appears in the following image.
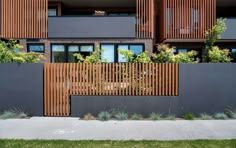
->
[27,43,45,53]
[50,43,94,63]
[100,43,145,63]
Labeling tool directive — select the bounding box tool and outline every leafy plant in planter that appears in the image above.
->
[119,50,152,63]
[152,44,198,63]
[204,18,227,62]
[0,40,44,63]
[152,44,175,63]
[208,46,232,63]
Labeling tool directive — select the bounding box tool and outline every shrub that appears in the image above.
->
[74,46,103,63]
[114,112,129,120]
[149,113,162,120]
[152,44,175,63]
[165,114,176,120]
[182,113,194,120]
[225,109,236,119]
[208,46,232,63]
[97,111,111,121]
[0,40,44,63]
[130,114,143,120]
[0,110,28,119]
[199,113,213,120]
[205,18,227,54]
[119,50,152,63]
[152,44,198,63]
[174,51,199,63]
[83,113,96,120]
[214,113,228,120]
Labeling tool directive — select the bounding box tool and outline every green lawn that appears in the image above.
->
[0,140,236,148]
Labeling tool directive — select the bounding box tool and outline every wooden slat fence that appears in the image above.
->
[44,63,179,116]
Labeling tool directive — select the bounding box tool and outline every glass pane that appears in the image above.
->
[118,45,128,62]
[80,45,93,52]
[68,46,79,52]
[130,45,143,55]
[28,44,44,52]
[178,49,188,53]
[101,45,115,63]
[52,45,65,63]
[48,9,57,16]
[68,46,79,63]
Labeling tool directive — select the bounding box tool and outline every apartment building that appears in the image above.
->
[0,0,236,62]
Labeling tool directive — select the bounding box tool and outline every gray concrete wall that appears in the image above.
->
[0,64,44,116]
[48,16,136,38]
[71,64,236,117]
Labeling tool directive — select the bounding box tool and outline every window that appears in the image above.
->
[178,49,188,53]
[27,44,45,53]
[101,44,144,63]
[51,45,65,63]
[173,48,189,54]
[231,48,236,62]
[51,44,94,63]
[48,8,57,16]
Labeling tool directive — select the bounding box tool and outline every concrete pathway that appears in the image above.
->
[0,117,236,140]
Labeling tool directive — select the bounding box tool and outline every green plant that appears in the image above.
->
[174,51,199,63]
[199,113,213,120]
[208,46,232,63]
[152,44,175,63]
[114,112,129,120]
[130,114,143,120]
[205,18,227,54]
[83,113,96,120]
[74,46,103,63]
[165,114,176,120]
[0,110,28,119]
[0,40,44,63]
[225,109,236,119]
[214,113,228,120]
[97,111,111,121]
[119,49,152,63]
[149,113,162,120]
[152,44,198,63]
[182,113,194,120]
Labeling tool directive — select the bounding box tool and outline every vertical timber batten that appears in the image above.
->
[160,0,216,41]
[1,0,48,39]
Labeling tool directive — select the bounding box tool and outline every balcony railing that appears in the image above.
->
[221,18,236,40]
[48,16,136,38]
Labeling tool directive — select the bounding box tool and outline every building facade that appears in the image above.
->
[0,0,236,62]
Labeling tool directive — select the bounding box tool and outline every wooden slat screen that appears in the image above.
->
[136,0,155,39]
[160,0,216,41]
[1,0,48,38]
[44,63,179,116]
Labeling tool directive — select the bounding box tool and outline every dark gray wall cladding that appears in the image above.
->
[71,96,178,117]
[221,18,236,39]
[71,64,236,117]
[178,64,236,115]
[48,16,136,38]
[0,64,44,116]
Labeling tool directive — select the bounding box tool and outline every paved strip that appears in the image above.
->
[0,117,236,140]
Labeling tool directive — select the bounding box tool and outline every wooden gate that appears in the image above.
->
[44,63,179,116]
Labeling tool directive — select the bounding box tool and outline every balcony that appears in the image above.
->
[48,16,136,38]
[221,18,236,40]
